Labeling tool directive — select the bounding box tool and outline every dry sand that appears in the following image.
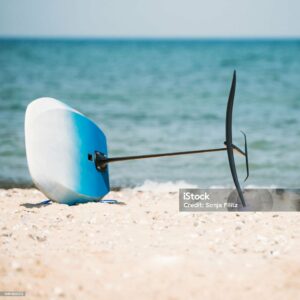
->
[0,184,300,300]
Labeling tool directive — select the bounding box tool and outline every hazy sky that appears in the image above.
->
[0,0,299,38]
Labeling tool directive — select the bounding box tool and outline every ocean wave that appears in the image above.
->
[121,180,282,192]
[122,180,197,192]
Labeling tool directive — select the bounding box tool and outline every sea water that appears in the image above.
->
[0,39,300,188]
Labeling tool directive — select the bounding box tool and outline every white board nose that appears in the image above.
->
[25,97,110,204]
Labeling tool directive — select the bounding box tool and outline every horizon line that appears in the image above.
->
[0,35,300,41]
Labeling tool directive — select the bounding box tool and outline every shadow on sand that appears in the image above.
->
[99,199,126,205]
[20,199,52,208]
[20,199,126,208]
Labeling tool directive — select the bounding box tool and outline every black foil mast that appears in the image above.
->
[224,71,247,206]
[95,71,249,207]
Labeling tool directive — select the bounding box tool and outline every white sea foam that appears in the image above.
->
[126,180,197,192]
[121,181,281,193]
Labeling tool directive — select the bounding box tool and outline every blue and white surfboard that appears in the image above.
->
[25,98,110,204]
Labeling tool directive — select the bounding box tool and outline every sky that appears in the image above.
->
[0,0,299,38]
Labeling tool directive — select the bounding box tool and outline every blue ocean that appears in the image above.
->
[0,39,300,188]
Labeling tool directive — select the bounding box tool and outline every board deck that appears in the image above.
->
[25,98,110,204]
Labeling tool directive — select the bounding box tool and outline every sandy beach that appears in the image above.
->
[0,184,299,300]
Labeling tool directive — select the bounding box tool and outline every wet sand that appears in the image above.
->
[0,187,300,300]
